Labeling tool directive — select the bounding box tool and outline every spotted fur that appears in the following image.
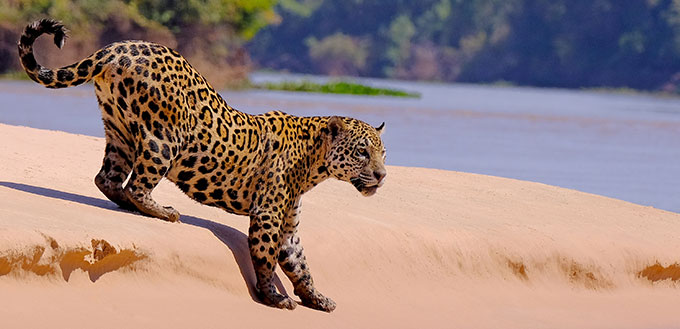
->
[18,19,387,312]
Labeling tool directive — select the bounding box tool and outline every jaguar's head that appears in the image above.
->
[323,116,386,196]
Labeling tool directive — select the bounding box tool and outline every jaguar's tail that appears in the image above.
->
[18,19,105,89]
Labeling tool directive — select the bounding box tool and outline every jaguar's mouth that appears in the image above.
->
[350,177,380,196]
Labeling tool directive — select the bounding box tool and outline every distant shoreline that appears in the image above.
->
[0,71,680,99]
[4,70,679,100]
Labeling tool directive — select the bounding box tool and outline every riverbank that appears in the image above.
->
[1,123,679,328]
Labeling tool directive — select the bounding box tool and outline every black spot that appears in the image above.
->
[91,62,104,76]
[130,100,140,115]
[115,45,128,54]
[194,178,209,191]
[136,81,148,93]
[261,233,270,243]
[76,59,93,77]
[230,201,242,210]
[161,144,171,160]
[148,140,159,153]
[215,201,229,209]
[282,261,296,273]
[95,49,110,60]
[118,56,131,67]
[117,97,128,111]
[152,157,162,165]
[177,170,195,181]
[56,69,74,82]
[193,192,207,202]
[227,189,238,200]
[278,249,289,262]
[38,70,54,84]
[176,182,190,193]
[20,54,37,71]
[209,189,224,200]
[153,129,163,140]
[141,111,151,122]
[117,82,127,98]
[148,101,159,113]
[103,103,114,115]
[181,156,197,168]
[103,54,115,64]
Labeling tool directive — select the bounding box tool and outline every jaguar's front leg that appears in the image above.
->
[249,212,296,310]
[278,205,336,312]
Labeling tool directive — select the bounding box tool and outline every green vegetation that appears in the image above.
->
[0,71,31,81]
[3,1,680,93]
[255,80,420,98]
[248,0,680,93]
[0,0,278,87]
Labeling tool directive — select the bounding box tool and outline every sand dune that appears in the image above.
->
[0,123,679,329]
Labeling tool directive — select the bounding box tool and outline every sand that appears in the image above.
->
[0,122,679,329]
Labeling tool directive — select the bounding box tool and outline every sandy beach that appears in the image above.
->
[1,122,679,329]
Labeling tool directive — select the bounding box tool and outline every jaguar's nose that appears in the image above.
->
[373,169,386,183]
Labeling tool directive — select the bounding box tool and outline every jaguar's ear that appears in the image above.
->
[326,116,345,141]
[375,122,385,136]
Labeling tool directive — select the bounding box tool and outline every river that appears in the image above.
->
[1,73,679,212]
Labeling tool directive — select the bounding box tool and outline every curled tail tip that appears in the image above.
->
[23,18,69,49]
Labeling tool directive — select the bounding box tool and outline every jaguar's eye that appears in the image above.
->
[357,148,369,158]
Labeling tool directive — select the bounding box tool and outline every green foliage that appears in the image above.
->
[278,0,323,17]
[306,33,369,75]
[0,70,32,80]
[255,80,420,97]
[384,14,415,76]
[125,0,278,39]
[0,0,277,38]
[0,0,278,86]
[248,0,680,92]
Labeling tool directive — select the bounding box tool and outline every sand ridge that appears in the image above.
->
[1,123,679,329]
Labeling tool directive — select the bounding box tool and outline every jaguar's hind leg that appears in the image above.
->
[95,141,137,211]
[123,137,180,222]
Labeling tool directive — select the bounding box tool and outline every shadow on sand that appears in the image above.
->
[0,181,289,303]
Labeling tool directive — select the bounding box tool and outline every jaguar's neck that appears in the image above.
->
[299,117,332,194]
[266,114,331,195]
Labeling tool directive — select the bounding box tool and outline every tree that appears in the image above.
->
[306,32,369,76]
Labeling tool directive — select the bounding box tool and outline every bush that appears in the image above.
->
[306,32,369,76]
